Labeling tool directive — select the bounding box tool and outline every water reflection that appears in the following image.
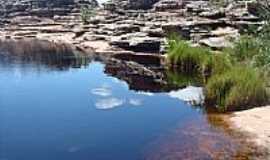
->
[104,59,172,92]
[165,69,204,88]
[144,113,268,160]
[0,39,90,70]
[90,84,143,110]
[0,39,268,160]
[167,86,204,106]
[91,85,112,97]
[129,98,142,106]
[104,59,204,93]
[95,97,125,110]
[0,39,204,93]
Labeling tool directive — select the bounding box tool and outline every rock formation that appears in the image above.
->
[0,0,265,54]
[106,0,160,10]
[0,0,98,17]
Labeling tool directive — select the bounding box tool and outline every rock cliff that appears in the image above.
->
[0,0,98,17]
[0,0,265,55]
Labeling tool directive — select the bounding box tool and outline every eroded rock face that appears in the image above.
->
[0,0,265,56]
[110,33,162,53]
[109,0,160,10]
[105,59,176,92]
[199,37,232,49]
[153,0,183,11]
[128,0,160,9]
[199,10,225,19]
[0,0,98,17]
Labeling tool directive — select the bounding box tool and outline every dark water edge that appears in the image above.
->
[0,39,268,160]
[144,114,269,160]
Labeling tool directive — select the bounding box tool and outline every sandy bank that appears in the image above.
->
[230,106,270,156]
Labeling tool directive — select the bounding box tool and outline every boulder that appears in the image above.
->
[108,0,159,10]
[113,52,164,66]
[199,37,232,49]
[142,27,165,37]
[0,0,98,17]
[186,1,210,14]
[104,59,171,92]
[114,24,141,35]
[199,10,225,19]
[211,27,239,37]
[153,0,183,11]
[128,0,160,9]
[110,33,161,53]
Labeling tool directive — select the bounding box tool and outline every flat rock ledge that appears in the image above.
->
[230,106,270,158]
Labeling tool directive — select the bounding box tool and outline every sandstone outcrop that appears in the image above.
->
[0,0,98,18]
[0,0,265,55]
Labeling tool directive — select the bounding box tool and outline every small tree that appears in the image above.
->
[80,6,96,24]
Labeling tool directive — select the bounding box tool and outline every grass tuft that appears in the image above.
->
[205,66,269,112]
[224,35,260,63]
[166,34,269,112]
[167,35,212,73]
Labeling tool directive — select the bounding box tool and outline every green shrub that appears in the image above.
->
[80,7,96,24]
[205,66,269,112]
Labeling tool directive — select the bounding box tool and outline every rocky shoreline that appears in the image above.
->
[230,106,270,158]
[0,0,264,56]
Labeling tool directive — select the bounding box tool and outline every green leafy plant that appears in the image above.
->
[80,7,96,24]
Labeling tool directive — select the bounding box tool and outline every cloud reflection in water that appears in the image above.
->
[129,99,142,106]
[91,86,112,97]
[95,98,125,110]
[91,85,144,110]
[168,86,204,106]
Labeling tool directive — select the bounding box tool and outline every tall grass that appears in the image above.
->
[166,34,269,112]
[225,35,270,80]
[167,35,233,76]
[202,52,233,76]
[224,35,261,63]
[205,66,269,112]
[166,69,204,88]
[167,35,212,74]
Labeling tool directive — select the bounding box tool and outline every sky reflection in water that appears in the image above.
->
[0,39,261,159]
[0,61,203,160]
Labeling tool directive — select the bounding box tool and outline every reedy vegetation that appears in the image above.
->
[167,34,212,74]
[205,66,268,112]
[166,33,269,112]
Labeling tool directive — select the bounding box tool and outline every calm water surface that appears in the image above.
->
[0,40,263,160]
